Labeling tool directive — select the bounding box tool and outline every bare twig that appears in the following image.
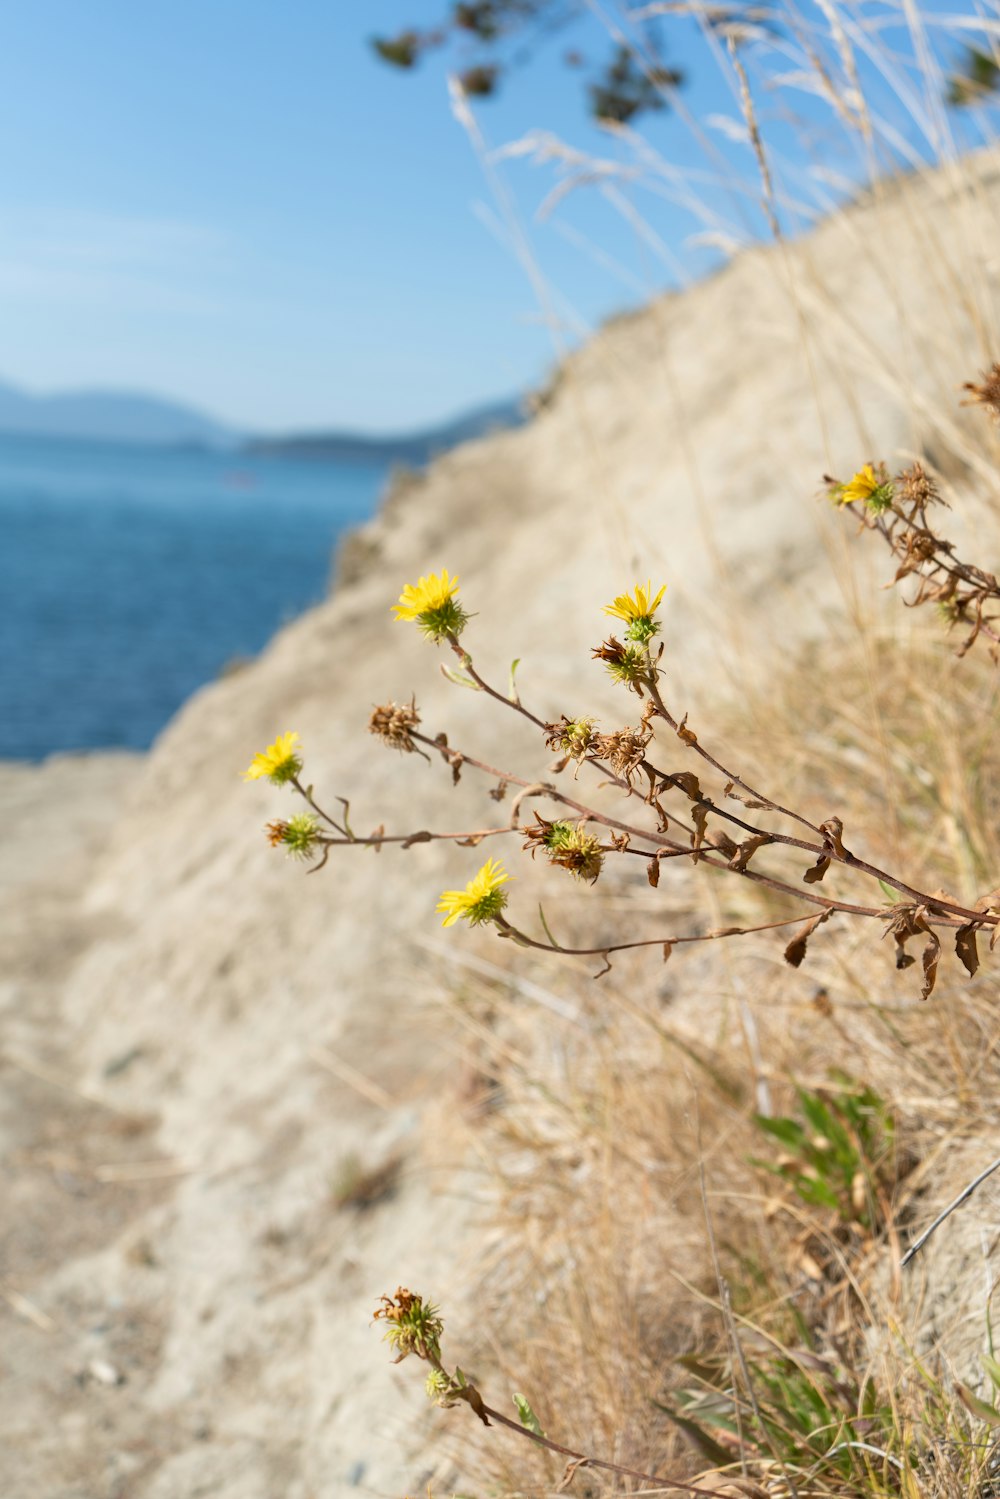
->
[901,1153,1000,1267]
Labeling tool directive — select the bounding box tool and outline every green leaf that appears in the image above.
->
[755,1115,807,1150]
[878,879,901,903]
[957,1381,1000,1425]
[513,1392,544,1436]
[791,1173,842,1212]
[538,903,563,950]
[982,1354,1000,1392]
[650,1399,733,1466]
[439,665,481,690]
[336,797,355,839]
[798,1090,856,1173]
[508,658,521,703]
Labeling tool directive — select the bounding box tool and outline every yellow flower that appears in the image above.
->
[837,465,879,506]
[437,858,511,928]
[242,731,303,785]
[393,569,468,639]
[603,581,666,643]
[833,463,895,514]
[604,581,666,623]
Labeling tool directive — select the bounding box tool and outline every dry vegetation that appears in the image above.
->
[338,3,1000,1480]
[399,628,1000,1496]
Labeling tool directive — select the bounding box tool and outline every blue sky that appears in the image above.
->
[0,2,990,432]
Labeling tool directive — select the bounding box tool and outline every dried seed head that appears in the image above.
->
[963,362,1000,423]
[544,715,597,760]
[265,814,320,859]
[523,814,604,883]
[373,1287,444,1362]
[895,461,941,511]
[369,698,421,753]
[592,636,647,690]
[937,596,967,625]
[594,725,652,783]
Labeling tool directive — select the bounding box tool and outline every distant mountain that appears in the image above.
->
[0,379,234,447]
[247,396,525,466]
[0,379,526,458]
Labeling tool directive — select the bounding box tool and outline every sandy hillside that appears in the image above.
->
[3,147,1000,1497]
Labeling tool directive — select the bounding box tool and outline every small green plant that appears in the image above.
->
[664,1341,906,1486]
[753,1076,898,1231]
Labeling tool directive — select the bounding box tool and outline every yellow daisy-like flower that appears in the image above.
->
[437,857,511,928]
[242,731,303,785]
[837,465,879,506]
[603,581,666,642]
[833,463,895,514]
[604,581,667,623]
[393,569,468,639]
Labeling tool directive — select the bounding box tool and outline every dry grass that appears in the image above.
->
[406,622,1000,1496]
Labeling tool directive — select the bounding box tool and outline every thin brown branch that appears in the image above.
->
[496,910,836,960]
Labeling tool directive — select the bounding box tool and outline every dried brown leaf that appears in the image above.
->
[955,922,980,978]
[677,714,698,746]
[706,829,739,859]
[723,780,769,810]
[820,816,847,857]
[729,832,773,873]
[691,804,709,862]
[401,830,433,849]
[921,929,941,1000]
[557,1458,591,1492]
[668,771,702,801]
[647,857,660,889]
[452,1382,491,1426]
[803,855,831,885]
[662,941,673,964]
[783,908,831,968]
[885,903,931,972]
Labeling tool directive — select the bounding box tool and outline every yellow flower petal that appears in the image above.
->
[436,857,511,927]
[243,731,302,783]
[838,465,878,506]
[603,580,667,623]
[393,569,459,622]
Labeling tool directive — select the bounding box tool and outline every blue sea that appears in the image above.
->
[0,435,388,761]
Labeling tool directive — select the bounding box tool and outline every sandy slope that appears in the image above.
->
[3,149,1000,1497]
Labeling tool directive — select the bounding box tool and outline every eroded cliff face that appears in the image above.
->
[3,151,1000,1497]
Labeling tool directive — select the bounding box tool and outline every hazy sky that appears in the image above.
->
[0,2,985,432]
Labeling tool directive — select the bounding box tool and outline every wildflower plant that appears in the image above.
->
[243,550,1000,1001]
[829,372,1000,656]
[371,1287,708,1488]
[392,568,469,641]
[242,731,303,785]
[436,858,511,927]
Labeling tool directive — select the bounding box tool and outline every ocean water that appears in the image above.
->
[0,435,388,761]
